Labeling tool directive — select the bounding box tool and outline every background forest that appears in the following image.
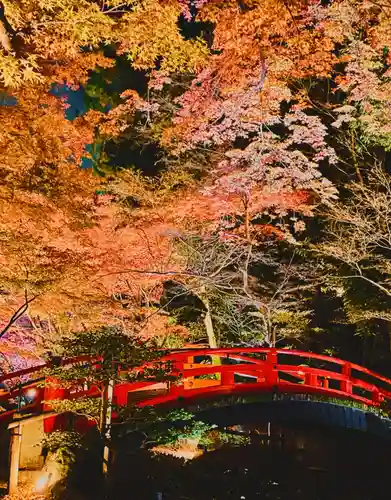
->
[1,0,391,375]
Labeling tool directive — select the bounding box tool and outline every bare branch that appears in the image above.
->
[340,275,391,297]
[0,291,38,340]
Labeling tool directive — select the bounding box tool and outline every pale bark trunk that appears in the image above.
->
[0,20,11,52]
[198,287,221,372]
[350,129,364,185]
[102,378,114,476]
[99,385,107,436]
[203,305,217,349]
[199,287,217,348]
[244,198,250,241]
[272,327,276,348]
[0,2,13,53]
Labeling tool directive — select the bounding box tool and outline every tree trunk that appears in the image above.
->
[0,3,12,52]
[198,287,221,371]
[350,129,364,184]
[199,287,217,348]
[99,385,107,436]
[101,378,114,476]
[272,330,276,348]
[244,197,250,241]
[0,21,11,51]
[203,306,217,349]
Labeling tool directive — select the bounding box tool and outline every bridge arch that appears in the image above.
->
[2,348,391,496]
[0,348,391,430]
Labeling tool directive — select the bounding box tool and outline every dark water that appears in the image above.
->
[0,412,388,499]
[108,421,391,500]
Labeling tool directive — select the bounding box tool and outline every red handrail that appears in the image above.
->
[0,348,390,431]
[130,348,391,408]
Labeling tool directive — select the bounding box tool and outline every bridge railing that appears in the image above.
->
[0,348,391,425]
[130,348,391,408]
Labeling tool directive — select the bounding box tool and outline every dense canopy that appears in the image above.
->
[0,0,391,374]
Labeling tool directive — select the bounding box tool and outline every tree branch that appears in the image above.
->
[93,269,202,282]
[341,275,391,297]
[0,292,38,340]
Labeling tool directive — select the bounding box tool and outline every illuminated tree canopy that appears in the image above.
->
[1,0,391,373]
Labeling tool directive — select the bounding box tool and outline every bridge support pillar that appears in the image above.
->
[305,373,318,387]
[265,350,278,386]
[341,363,352,394]
[8,418,22,494]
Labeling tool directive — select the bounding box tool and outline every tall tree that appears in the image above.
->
[314,166,391,333]
[3,0,391,367]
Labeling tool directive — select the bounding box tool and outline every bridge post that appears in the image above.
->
[167,359,185,397]
[8,416,22,494]
[265,350,278,386]
[305,373,318,387]
[221,369,234,386]
[372,389,383,405]
[341,362,352,394]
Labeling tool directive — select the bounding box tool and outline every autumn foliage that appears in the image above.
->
[1,0,391,365]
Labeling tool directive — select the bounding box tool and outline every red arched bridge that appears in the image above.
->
[1,348,391,432]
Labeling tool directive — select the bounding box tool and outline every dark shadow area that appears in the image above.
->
[49,428,104,500]
[104,140,163,177]
[110,418,391,500]
[0,421,10,486]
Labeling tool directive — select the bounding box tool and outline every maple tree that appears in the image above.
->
[159,228,324,349]
[0,0,207,88]
[1,0,391,373]
[5,5,391,498]
[0,0,209,355]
